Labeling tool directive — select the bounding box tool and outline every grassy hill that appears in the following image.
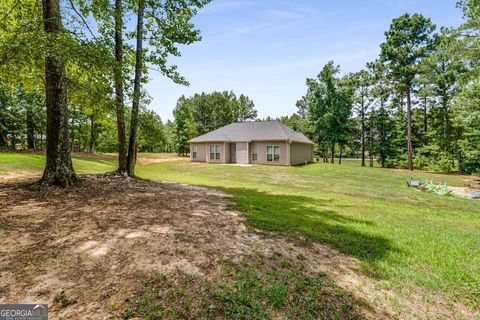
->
[1,152,479,312]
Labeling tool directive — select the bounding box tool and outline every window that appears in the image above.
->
[267,145,280,162]
[252,144,258,161]
[192,145,197,159]
[274,146,280,162]
[210,144,221,160]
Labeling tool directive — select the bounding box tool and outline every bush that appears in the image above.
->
[414,155,429,170]
[462,151,480,175]
[430,156,454,173]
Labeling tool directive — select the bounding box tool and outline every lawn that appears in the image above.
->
[1,152,479,311]
[137,160,480,309]
[0,152,116,176]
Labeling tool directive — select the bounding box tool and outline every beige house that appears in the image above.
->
[188,121,314,166]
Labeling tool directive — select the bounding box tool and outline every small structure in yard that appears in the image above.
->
[407,177,422,188]
[188,121,314,166]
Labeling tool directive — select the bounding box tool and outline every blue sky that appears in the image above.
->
[144,0,464,122]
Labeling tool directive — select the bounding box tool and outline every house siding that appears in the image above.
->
[236,142,249,164]
[190,143,206,162]
[289,142,314,165]
[224,142,231,163]
[204,143,225,163]
[250,141,288,166]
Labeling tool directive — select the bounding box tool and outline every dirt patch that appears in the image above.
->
[136,156,186,164]
[0,171,39,182]
[450,186,480,199]
[0,176,477,319]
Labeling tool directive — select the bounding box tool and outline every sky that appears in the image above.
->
[144,0,464,122]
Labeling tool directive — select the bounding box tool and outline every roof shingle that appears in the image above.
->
[188,121,314,144]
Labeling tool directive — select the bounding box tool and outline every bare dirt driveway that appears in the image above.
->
[0,175,476,319]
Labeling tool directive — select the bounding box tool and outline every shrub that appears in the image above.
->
[462,151,480,175]
[414,155,429,170]
[430,156,454,173]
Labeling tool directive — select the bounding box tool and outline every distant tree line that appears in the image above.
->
[282,2,480,174]
[172,91,257,155]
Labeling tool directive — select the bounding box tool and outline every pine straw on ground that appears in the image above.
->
[0,175,476,319]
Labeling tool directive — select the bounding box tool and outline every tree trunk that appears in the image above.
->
[77,121,82,152]
[423,96,427,137]
[458,150,463,175]
[406,87,414,171]
[26,107,35,149]
[330,143,334,164]
[89,113,95,153]
[126,0,145,177]
[369,138,374,167]
[338,145,342,164]
[442,95,449,154]
[40,0,76,186]
[361,98,365,166]
[114,0,127,174]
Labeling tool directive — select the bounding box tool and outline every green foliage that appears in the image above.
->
[138,110,165,152]
[431,155,455,173]
[0,218,9,230]
[173,96,196,155]
[171,91,258,154]
[54,290,76,308]
[306,61,354,159]
[380,13,436,88]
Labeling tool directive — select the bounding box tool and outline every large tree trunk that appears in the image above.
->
[40,0,76,186]
[114,0,127,174]
[406,87,414,171]
[126,0,145,176]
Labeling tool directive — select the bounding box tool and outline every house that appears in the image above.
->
[188,121,314,166]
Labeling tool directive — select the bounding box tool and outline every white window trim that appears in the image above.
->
[192,145,197,159]
[210,144,221,160]
[266,145,280,162]
[252,144,258,161]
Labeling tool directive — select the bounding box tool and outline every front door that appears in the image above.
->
[231,143,236,163]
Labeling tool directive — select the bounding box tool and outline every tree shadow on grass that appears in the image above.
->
[215,187,396,271]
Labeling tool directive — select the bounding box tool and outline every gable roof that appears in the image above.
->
[188,121,314,144]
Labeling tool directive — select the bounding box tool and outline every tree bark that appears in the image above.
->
[330,143,334,164]
[126,0,145,176]
[89,113,95,153]
[423,96,427,137]
[369,135,374,167]
[114,0,127,174]
[361,97,365,166]
[338,145,342,164]
[406,87,414,171]
[458,149,463,175]
[442,95,450,153]
[40,0,76,186]
[26,107,35,149]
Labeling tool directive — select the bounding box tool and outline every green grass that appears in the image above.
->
[120,255,366,319]
[136,160,480,308]
[0,152,115,176]
[1,152,479,308]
